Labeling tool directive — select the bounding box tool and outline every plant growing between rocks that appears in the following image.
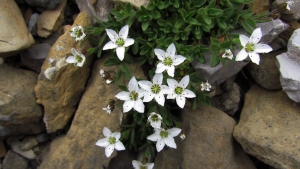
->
[66,0,273,167]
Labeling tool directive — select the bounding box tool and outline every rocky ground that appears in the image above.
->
[1,0,300,169]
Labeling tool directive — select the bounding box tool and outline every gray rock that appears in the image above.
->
[257,19,289,44]
[25,0,61,10]
[35,133,49,143]
[192,51,249,84]
[21,43,51,73]
[0,64,45,138]
[2,150,28,169]
[276,0,300,21]
[287,28,300,63]
[21,136,39,151]
[75,0,113,24]
[28,13,39,36]
[10,141,36,160]
[276,52,300,102]
[269,37,287,52]
[154,106,256,169]
[247,50,283,90]
[234,85,300,169]
[211,83,241,115]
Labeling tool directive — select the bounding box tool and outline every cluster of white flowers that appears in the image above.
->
[201,81,211,91]
[70,26,86,41]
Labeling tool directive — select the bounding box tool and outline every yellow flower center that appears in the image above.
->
[130,91,139,101]
[163,56,173,66]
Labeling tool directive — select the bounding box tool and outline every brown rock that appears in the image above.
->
[37,0,67,38]
[154,105,256,169]
[38,55,145,169]
[0,64,45,138]
[0,140,6,158]
[252,0,270,14]
[35,12,93,132]
[111,0,150,8]
[0,0,35,57]
[233,85,300,169]
[246,50,283,90]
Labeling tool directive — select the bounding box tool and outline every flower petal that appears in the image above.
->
[166,43,176,58]
[153,73,163,85]
[173,55,186,66]
[119,25,129,40]
[254,44,272,53]
[132,160,142,168]
[155,62,166,73]
[248,52,260,65]
[66,56,76,63]
[128,76,138,92]
[164,137,177,149]
[124,38,134,47]
[176,96,186,108]
[239,35,249,47]
[138,80,152,91]
[143,92,154,102]
[105,144,115,157]
[134,99,145,113]
[167,79,178,89]
[166,66,175,77]
[154,49,166,61]
[103,127,111,137]
[103,41,118,50]
[114,141,125,150]
[235,48,248,61]
[167,127,182,137]
[105,29,118,42]
[249,27,262,44]
[156,139,166,152]
[160,85,171,94]
[179,75,189,88]
[123,100,134,113]
[167,93,177,99]
[145,163,154,169]
[111,132,121,140]
[182,89,196,98]
[115,91,130,101]
[155,94,165,106]
[116,47,125,61]
[95,138,109,147]
[147,133,160,141]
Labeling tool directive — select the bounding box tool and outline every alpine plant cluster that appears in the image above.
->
[63,24,273,168]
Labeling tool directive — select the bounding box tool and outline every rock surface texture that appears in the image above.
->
[0,64,44,138]
[154,105,255,169]
[25,0,61,10]
[234,85,300,169]
[0,0,35,57]
[38,55,145,169]
[35,12,93,132]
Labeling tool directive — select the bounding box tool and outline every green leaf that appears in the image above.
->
[210,43,220,51]
[188,18,198,25]
[104,57,121,66]
[245,18,256,28]
[138,56,148,65]
[189,72,203,84]
[118,85,128,91]
[142,21,150,31]
[204,16,211,25]
[150,10,161,19]
[210,52,220,67]
[240,20,253,33]
[119,63,132,80]
[87,48,95,55]
[217,19,227,30]
[194,0,207,7]
[124,54,134,64]
[113,70,122,84]
[147,3,156,10]
[175,18,185,29]
[132,40,139,55]
[208,9,223,17]
[136,38,147,45]
[220,41,232,48]
[207,0,216,9]
[157,105,167,119]
[196,54,205,63]
[157,19,167,27]
[121,130,130,140]
[130,129,135,145]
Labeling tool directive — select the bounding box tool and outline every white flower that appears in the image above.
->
[106,78,113,84]
[115,77,145,113]
[166,75,196,108]
[103,105,111,114]
[286,0,294,11]
[138,73,170,106]
[235,27,272,65]
[70,26,86,41]
[222,49,233,59]
[66,48,86,67]
[147,127,181,152]
[180,133,186,140]
[132,160,154,169]
[147,112,163,129]
[95,127,125,157]
[201,81,211,91]
[100,69,105,78]
[103,25,134,61]
[155,43,186,77]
